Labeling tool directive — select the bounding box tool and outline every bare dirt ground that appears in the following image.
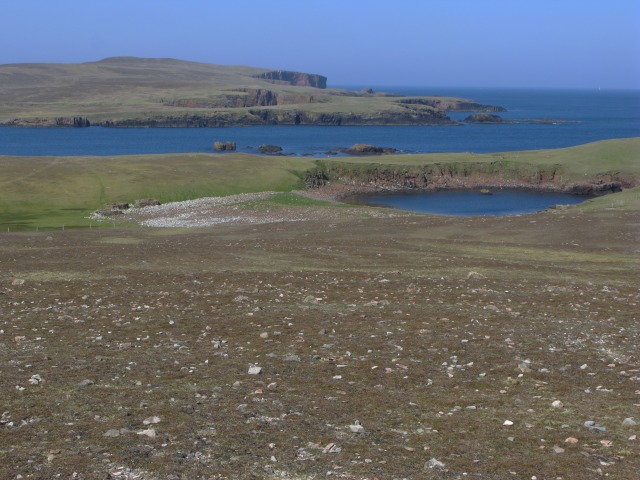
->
[1,204,639,479]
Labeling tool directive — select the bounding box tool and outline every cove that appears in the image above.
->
[346,190,591,216]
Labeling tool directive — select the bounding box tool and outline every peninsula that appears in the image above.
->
[0,57,504,127]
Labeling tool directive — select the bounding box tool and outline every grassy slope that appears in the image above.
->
[0,138,638,229]
[0,153,315,229]
[322,137,640,176]
[0,57,456,122]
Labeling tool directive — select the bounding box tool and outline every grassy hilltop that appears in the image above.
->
[0,57,501,127]
[0,138,639,230]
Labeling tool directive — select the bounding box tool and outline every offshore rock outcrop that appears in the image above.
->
[254,70,327,89]
[341,144,398,155]
[213,141,236,151]
[464,113,510,123]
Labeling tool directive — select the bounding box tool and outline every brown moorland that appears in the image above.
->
[1,197,638,478]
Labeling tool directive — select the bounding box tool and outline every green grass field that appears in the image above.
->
[1,138,638,230]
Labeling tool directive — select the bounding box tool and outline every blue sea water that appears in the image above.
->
[0,88,638,157]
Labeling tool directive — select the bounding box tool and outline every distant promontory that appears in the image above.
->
[0,57,506,128]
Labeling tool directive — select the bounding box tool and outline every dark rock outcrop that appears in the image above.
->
[259,144,283,154]
[94,107,454,128]
[398,98,506,113]
[569,182,622,195]
[254,70,327,89]
[96,202,129,216]
[73,117,90,127]
[213,141,236,151]
[342,144,398,155]
[134,198,161,208]
[463,113,507,123]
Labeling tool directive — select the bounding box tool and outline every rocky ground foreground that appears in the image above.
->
[1,202,638,479]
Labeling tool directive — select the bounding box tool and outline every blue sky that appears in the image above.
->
[2,0,639,89]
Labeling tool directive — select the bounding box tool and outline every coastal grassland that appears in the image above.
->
[318,137,640,178]
[1,138,638,230]
[0,153,315,230]
[573,185,640,211]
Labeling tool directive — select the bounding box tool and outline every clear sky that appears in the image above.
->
[2,0,639,89]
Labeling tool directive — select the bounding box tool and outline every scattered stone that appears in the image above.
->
[503,420,514,426]
[552,400,564,409]
[259,332,269,339]
[518,362,532,373]
[11,279,25,286]
[137,428,156,438]
[553,445,565,454]
[78,379,95,387]
[28,374,42,385]
[426,458,445,469]
[467,271,486,280]
[349,420,365,434]
[565,437,579,444]
[103,429,121,437]
[143,416,161,425]
[234,295,249,303]
[323,443,341,454]
[248,365,262,375]
[622,417,637,427]
[584,420,606,433]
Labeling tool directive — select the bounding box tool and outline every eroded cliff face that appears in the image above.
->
[304,161,633,194]
[254,70,327,89]
[166,89,315,109]
[89,107,453,128]
[398,98,506,112]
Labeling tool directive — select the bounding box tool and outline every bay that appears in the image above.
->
[0,88,638,157]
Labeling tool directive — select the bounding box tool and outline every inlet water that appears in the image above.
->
[0,89,638,156]
[348,190,590,216]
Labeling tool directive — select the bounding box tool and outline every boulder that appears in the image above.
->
[134,198,161,208]
[213,141,236,151]
[259,144,283,154]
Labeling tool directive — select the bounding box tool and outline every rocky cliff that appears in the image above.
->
[398,98,506,112]
[254,70,327,89]
[304,161,631,194]
[88,107,454,128]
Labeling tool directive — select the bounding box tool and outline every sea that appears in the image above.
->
[1,88,639,157]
